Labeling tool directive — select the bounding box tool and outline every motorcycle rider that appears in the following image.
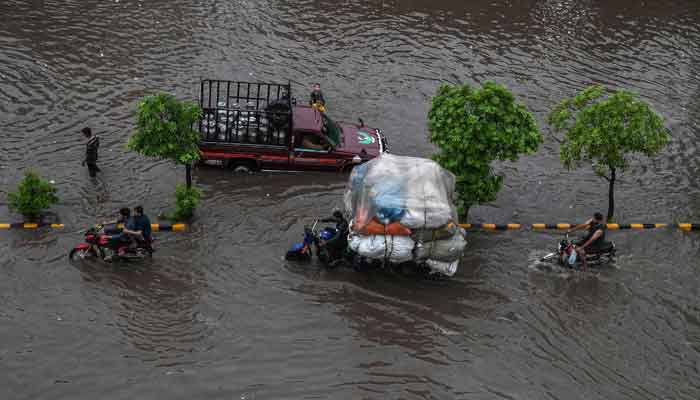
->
[567,212,607,270]
[103,206,151,259]
[319,210,349,265]
[120,205,152,253]
[321,210,348,235]
[103,207,131,235]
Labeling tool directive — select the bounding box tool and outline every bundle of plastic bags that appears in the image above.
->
[345,154,467,276]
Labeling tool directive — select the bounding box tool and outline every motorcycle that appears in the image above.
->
[285,220,318,261]
[540,233,615,270]
[285,219,349,267]
[69,224,155,262]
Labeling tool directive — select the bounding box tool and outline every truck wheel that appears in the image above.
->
[228,160,256,174]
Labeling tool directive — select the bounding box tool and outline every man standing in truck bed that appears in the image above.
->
[310,83,326,112]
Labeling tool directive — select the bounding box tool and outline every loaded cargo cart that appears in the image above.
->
[344,154,467,276]
[197,79,388,172]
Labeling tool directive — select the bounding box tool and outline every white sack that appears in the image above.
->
[400,207,453,229]
[346,154,458,230]
[425,259,459,277]
[414,231,467,262]
[348,234,415,263]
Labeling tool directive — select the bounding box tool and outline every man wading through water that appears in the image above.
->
[81,127,100,177]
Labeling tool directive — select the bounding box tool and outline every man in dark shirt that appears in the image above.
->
[103,207,131,235]
[567,212,608,269]
[123,205,152,246]
[321,210,348,234]
[81,127,100,177]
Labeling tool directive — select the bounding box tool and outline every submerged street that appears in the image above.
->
[1,0,700,398]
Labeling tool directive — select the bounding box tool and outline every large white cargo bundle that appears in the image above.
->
[344,154,467,276]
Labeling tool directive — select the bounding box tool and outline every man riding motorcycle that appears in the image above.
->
[321,210,348,234]
[318,210,349,265]
[105,205,152,257]
[103,207,131,235]
[566,212,608,269]
[121,205,152,252]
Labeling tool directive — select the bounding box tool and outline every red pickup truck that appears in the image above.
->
[198,80,388,172]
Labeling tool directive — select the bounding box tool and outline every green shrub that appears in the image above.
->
[171,184,202,221]
[8,171,59,219]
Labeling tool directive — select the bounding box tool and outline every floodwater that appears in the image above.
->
[2,0,700,398]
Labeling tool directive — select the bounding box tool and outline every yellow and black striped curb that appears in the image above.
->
[0,223,187,231]
[459,223,693,230]
[0,223,66,229]
[460,223,523,230]
[531,223,669,230]
[2,222,699,232]
[678,224,700,231]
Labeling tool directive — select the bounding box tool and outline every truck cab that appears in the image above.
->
[198,80,387,172]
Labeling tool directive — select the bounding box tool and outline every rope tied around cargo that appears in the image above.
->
[422,178,437,261]
[383,223,389,265]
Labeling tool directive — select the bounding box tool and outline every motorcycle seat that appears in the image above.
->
[588,241,614,253]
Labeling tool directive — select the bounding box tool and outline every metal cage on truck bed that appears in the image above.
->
[199,80,292,147]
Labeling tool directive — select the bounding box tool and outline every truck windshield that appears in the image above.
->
[322,114,341,147]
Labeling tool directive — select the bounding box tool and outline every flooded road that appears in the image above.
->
[2,0,700,398]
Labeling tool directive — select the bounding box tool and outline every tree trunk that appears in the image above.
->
[607,167,616,222]
[185,164,192,189]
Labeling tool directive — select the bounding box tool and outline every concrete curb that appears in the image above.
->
[0,223,187,231]
[459,223,676,230]
[1,222,696,232]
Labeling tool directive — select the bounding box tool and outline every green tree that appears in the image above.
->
[548,85,670,221]
[129,92,203,188]
[427,81,542,218]
[8,171,59,220]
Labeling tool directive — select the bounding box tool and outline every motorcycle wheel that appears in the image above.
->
[69,247,98,261]
[317,248,330,265]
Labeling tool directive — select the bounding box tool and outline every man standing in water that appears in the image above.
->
[81,127,100,177]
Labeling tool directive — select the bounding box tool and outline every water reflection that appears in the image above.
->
[75,253,208,366]
[291,262,509,359]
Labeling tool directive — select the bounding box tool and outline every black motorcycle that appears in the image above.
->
[286,219,350,267]
[540,233,615,270]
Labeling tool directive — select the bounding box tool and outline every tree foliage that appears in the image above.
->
[8,171,59,219]
[129,92,204,218]
[171,184,202,221]
[129,92,203,166]
[427,81,542,216]
[548,85,670,220]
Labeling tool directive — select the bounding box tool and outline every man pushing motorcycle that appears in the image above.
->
[566,212,607,270]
